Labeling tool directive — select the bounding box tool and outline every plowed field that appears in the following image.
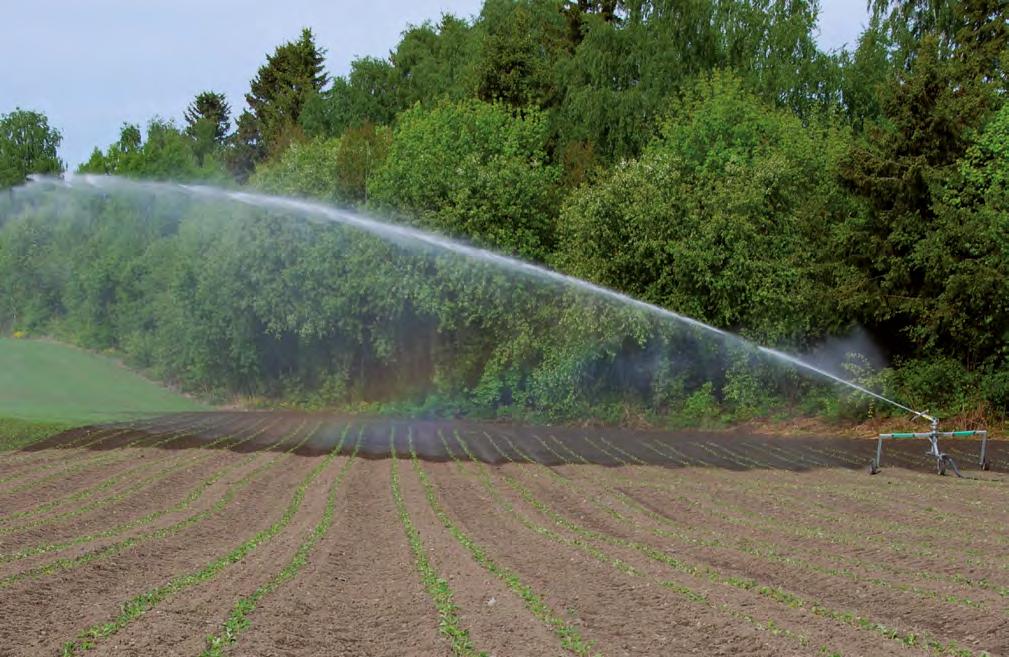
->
[2,412,1007,657]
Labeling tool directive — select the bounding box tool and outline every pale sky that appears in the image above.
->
[0,0,869,168]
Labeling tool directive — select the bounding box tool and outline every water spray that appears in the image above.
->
[15,176,996,476]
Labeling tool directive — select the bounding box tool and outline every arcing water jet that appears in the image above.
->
[17,174,938,426]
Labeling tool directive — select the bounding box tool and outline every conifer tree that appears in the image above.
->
[230,28,327,178]
[184,91,231,144]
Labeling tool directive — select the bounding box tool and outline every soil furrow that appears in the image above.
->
[101,436,353,656]
[0,447,320,655]
[228,457,450,657]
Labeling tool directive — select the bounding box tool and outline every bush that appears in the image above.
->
[555,73,852,346]
[368,99,560,261]
[891,358,977,418]
[680,382,720,426]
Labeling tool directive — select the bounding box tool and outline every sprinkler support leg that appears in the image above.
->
[981,432,990,470]
[869,437,882,474]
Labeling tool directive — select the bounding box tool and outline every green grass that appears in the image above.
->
[0,338,207,426]
[0,417,73,451]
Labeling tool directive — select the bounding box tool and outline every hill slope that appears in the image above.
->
[0,338,207,425]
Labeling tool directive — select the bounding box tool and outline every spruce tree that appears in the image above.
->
[230,28,327,178]
[184,91,231,144]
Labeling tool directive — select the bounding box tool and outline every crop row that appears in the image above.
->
[0,413,220,495]
[498,434,996,624]
[0,418,302,565]
[61,423,353,655]
[0,412,210,478]
[581,436,1009,575]
[553,433,1009,602]
[408,432,597,657]
[200,429,361,656]
[466,430,988,657]
[2,420,325,590]
[0,414,255,530]
[587,455,1009,608]
[442,431,837,655]
[390,432,485,657]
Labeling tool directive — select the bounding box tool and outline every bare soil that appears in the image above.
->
[1,411,1007,657]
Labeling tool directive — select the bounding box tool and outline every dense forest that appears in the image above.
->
[1,0,1007,425]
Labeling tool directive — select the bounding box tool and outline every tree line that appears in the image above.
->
[1,0,1007,424]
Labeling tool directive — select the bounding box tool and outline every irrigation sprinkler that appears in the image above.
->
[869,413,990,476]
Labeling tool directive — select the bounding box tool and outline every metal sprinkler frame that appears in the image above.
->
[869,413,990,476]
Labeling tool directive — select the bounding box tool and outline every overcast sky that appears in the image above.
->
[0,0,870,168]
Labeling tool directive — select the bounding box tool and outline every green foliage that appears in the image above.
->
[557,74,848,345]
[250,137,344,202]
[556,0,841,161]
[78,119,228,182]
[890,357,977,418]
[0,109,63,188]
[231,27,327,178]
[185,92,231,140]
[369,99,560,260]
[261,122,394,205]
[837,19,891,128]
[474,0,567,108]
[300,59,399,139]
[185,91,231,164]
[301,16,477,140]
[23,0,1009,423]
[681,382,719,425]
[838,0,1009,366]
[0,417,70,451]
[393,16,480,107]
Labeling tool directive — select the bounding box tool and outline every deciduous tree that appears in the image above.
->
[0,109,63,189]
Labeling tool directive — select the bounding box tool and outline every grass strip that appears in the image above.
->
[410,434,598,657]
[59,423,352,655]
[200,429,361,656]
[0,418,75,452]
[390,432,486,657]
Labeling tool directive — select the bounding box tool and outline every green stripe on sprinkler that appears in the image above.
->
[951,430,980,437]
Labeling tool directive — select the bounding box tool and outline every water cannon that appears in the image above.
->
[869,409,990,476]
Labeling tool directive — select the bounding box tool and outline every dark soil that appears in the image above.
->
[1,412,1006,656]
